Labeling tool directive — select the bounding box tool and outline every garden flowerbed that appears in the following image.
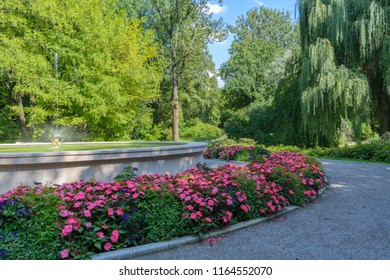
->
[0,151,325,260]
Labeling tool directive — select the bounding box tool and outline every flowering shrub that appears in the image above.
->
[0,151,325,260]
[204,145,269,161]
[0,185,61,260]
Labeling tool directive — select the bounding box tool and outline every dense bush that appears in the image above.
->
[305,141,390,163]
[1,151,325,260]
[206,136,390,163]
[204,145,270,162]
[181,119,224,141]
[0,186,62,259]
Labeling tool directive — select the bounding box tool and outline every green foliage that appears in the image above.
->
[266,167,308,207]
[306,141,390,163]
[220,7,303,146]
[131,0,226,140]
[181,118,223,141]
[0,0,162,142]
[136,189,186,244]
[267,141,390,163]
[221,7,298,111]
[114,166,138,182]
[299,0,390,145]
[0,186,62,260]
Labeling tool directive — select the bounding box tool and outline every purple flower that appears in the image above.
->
[0,249,9,258]
[120,213,130,222]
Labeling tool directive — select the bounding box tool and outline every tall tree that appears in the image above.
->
[299,0,389,146]
[220,7,297,111]
[148,0,225,141]
[220,7,299,144]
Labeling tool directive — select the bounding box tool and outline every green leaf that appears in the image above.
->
[94,242,102,250]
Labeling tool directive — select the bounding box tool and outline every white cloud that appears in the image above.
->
[206,3,227,15]
[254,0,265,7]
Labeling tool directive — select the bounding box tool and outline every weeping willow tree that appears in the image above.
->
[299,0,389,146]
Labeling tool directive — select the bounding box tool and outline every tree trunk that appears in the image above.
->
[367,70,390,134]
[171,63,180,141]
[171,38,180,141]
[16,93,28,142]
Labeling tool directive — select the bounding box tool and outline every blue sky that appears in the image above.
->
[207,0,297,76]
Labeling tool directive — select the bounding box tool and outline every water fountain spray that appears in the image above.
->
[51,53,63,147]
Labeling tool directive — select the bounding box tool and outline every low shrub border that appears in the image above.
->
[203,139,390,163]
[0,151,326,260]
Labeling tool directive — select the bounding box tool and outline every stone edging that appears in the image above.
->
[92,186,327,260]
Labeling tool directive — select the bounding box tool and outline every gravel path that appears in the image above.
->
[134,160,390,260]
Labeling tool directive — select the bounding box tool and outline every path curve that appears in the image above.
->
[134,160,390,260]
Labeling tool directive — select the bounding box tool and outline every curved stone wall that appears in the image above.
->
[0,142,207,194]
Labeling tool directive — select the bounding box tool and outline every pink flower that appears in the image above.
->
[240,204,251,213]
[207,200,214,206]
[266,201,276,212]
[59,210,73,217]
[205,217,212,223]
[288,190,294,195]
[107,208,114,216]
[187,205,194,211]
[304,190,312,198]
[190,213,197,220]
[60,249,69,259]
[222,211,233,223]
[102,224,108,229]
[86,222,92,228]
[73,201,82,208]
[196,211,203,217]
[66,217,78,225]
[133,193,139,199]
[97,232,105,239]
[116,208,123,216]
[74,192,85,200]
[84,210,91,218]
[110,230,119,243]
[104,242,112,251]
[61,225,73,236]
[226,199,233,206]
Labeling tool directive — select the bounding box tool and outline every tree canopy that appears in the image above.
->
[0,0,162,142]
[299,0,389,146]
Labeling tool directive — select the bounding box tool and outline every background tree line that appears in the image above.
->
[0,0,389,147]
[222,0,389,147]
[0,0,224,142]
